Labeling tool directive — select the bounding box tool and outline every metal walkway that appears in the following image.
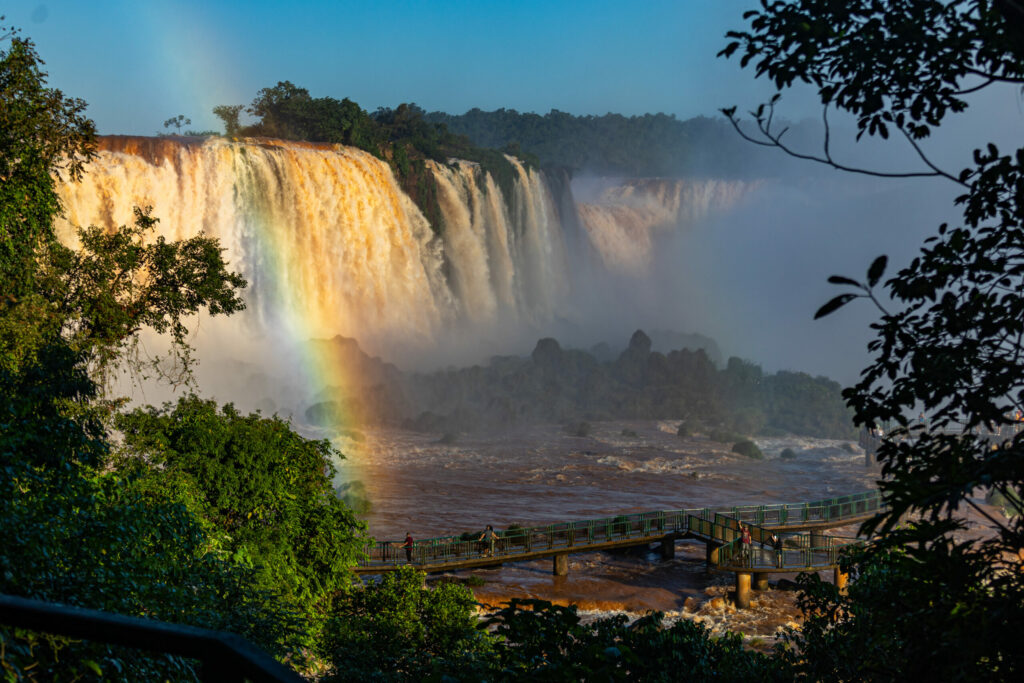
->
[354,490,882,575]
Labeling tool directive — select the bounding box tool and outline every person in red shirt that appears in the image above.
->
[403,532,414,563]
[739,524,753,564]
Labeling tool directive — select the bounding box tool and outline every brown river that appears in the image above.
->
[334,420,880,641]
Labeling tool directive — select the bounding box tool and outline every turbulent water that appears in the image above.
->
[350,420,879,640]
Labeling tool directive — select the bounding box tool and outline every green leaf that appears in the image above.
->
[814,293,857,319]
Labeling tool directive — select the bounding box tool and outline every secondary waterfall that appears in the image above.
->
[576,179,758,275]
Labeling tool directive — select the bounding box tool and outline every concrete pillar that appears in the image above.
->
[810,529,824,548]
[661,535,675,560]
[834,567,848,592]
[706,542,718,571]
[553,552,568,576]
[735,571,752,609]
[754,575,770,591]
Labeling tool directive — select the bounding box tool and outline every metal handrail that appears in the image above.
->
[0,594,302,683]
[359,489,883,568]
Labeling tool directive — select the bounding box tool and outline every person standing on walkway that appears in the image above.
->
[770,532,783,568]
[403,532,414,563]
[479,525,498,557]
[739,524,752,565]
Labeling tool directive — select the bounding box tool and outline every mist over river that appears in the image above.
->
[340,420,877,639]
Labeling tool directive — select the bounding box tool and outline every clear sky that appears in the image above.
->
[5,0,801,135]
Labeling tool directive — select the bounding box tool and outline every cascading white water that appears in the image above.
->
[56,137,454,353]
[54,136,755,387]
[576,178,758,274]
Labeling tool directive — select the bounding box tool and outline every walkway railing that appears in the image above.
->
[0,593,302,683]
[359,490,883,570]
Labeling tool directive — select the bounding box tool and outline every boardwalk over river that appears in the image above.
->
[356,490,884,608]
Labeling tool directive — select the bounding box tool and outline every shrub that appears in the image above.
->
[466,575,486,587]
[779,448,797,460]
[732,439,764,459]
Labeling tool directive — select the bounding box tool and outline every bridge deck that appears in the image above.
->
[354,490,882,575]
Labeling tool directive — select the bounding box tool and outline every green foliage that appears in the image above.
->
[36,206,246,383]
[480,599,785,681]
[114,395,369,608]
[0,36,95,299]
[162,114,190,132]
[218,86,530,228]
[731,439,764,459]
[324,567,491,681]
[0,345,305,680]
[782,543,1024,680]
[399,333,853,438]
[724,0,1024,676]
[212,103,243,137]
[423,108,804,178]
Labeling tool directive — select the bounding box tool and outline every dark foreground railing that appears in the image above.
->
[0,594,302,683]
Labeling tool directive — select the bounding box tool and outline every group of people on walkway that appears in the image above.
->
[737,523,785,568]
[381,526,500,564]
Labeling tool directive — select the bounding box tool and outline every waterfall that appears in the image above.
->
[576,178,758,275]
[54,136,756,383]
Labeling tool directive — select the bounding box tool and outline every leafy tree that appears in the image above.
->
[38,207,246,384]
[162,113,190,132]
[325,567,490,681]
[0,346,306,680]
[722,0,1024,676]
[114,396,369,609]
[213,103,243,136]
[480,599,784,681]
[0,29,305,680]
[0,33,94,303]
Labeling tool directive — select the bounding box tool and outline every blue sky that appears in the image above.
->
[5,0,804,135]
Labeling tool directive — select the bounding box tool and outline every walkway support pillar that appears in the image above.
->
[553,553,568,576]
[735,572,752,609]
[834,567,848,592]
[661,535,675,560]
[810,529,824,548]
[705,542,718,572]
[754,575,770,591]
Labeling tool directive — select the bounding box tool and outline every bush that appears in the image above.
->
[732,439,764,459]
[466,575,486,587]
[779,448,797,460]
